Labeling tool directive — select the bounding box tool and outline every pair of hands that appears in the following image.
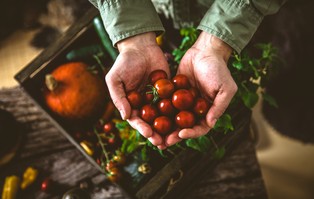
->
[105,31,237,149]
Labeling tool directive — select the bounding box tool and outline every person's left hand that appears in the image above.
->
[164,32,238,147]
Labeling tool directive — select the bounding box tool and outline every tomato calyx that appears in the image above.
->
[146,85,160,103]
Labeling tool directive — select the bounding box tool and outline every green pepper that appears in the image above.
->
[2,175,20,199]
[20,167,38,190]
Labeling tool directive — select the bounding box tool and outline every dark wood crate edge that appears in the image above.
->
[12,6,104,172]
[14,7,99,84]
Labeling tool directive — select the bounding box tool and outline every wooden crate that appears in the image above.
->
[14,7,252,199]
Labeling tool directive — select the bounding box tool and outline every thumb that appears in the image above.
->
[206,89,232,128]
[105,73,131,120]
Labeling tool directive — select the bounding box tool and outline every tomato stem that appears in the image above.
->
[146,85,159,103]
[45,74,58,91]
[209,135,219,150]
[93,127,110,166]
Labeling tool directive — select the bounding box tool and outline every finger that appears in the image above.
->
[164,130,182,146]
[206,88,234,128]
[127,111,153,138]
[157,145,167,150]
[178,120,210,139]
[105,72,131,120]
[148,132,163,146]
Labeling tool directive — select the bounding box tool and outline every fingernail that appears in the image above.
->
[120,110,126,120]
[158,145,167,150]
[178,131,184,138]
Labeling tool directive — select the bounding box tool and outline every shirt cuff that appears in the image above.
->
[97,0,165,47]
[197,0,264,53]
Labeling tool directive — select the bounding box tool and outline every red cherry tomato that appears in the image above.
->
[172,89,195,110]
[41,178,54,193]
[154,79,175,99]
[140,104,159,124]
[103,121,116,133]
[107,167,122,183]
[148,70,168,85]
[172,74,191,89]
[189,87,199,99]
[193,97,210,118]
[105,161,117,172]
[175,111,196,129]
[158,98,176,116]
[113,153,127,165]
[108,136,116,145]
[153,116,173,135]
[127,90,142,109]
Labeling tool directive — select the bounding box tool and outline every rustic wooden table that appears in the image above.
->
[0,87,268,199]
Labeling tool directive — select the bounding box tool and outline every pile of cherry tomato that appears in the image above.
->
[127,70,211,136]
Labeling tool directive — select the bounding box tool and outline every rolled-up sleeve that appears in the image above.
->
[198,0,287,53]
[89,0,165,46]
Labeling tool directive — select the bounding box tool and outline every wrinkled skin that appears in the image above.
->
[105,32,169,147]
[165,32,237,147]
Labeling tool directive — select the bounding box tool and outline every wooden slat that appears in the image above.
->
[0,87,127,199]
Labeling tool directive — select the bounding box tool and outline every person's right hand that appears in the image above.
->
[105,32,170,147]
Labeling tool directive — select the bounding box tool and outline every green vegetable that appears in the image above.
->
[66,44,104,61]
[93,16,118,61]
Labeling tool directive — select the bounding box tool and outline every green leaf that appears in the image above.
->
[120,139,128,153]
[141,146,148,162]
[185,139,200,151]
[213,114,234,134]
[186,136,211,152]
[214,147,226,159]
[262,92,278,108]
[115,120,129,130]
[180,37,190,48]
[172,49,186,63]
[251,64,260,79]
[157,149,167,158]
[232,60,244,70]
[126,141,139,154]
[180,28,189,36]
[241,91,259,108]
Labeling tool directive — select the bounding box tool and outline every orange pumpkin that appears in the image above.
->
[44,62,107,123]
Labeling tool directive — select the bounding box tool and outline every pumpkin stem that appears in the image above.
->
[45,74,58,91]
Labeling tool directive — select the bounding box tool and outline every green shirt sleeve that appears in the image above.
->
[89,0,165,47]
[198,0,287,53]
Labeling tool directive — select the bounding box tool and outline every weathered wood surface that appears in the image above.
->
[0,87,267,199]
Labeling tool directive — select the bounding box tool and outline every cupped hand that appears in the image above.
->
[165,32,238,147]
[105,32,169,147]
